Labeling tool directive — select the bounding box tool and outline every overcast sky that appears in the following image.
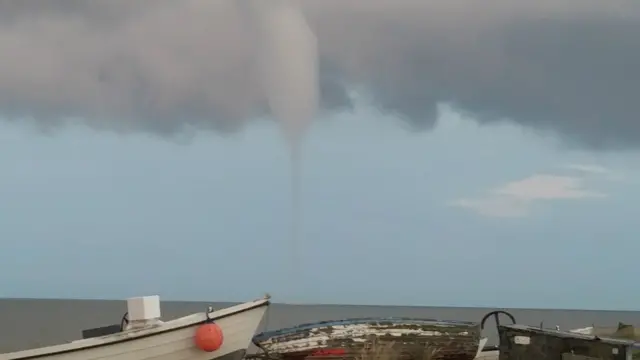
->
[0,0,639,310]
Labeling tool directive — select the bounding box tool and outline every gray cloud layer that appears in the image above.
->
[0,0,639,147]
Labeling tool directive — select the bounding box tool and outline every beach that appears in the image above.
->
[1,298,639,353]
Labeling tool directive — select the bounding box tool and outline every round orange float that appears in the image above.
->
[195,322,224,352]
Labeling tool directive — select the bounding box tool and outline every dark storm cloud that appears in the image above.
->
[0,0,638,147]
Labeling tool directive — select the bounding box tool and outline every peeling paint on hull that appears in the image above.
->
[253,318,481,360]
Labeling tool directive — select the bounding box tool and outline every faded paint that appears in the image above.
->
[253,318,481,360]
[258,323,472,353]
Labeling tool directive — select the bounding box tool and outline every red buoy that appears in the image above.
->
[195,322,224,352]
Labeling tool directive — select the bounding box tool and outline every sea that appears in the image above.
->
[2,298,640,353]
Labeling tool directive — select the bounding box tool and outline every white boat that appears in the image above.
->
[569,323,640,340]
[0,294,271,360]
[568,326,595,335]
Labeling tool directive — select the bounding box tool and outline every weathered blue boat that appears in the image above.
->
[252,317,484,360]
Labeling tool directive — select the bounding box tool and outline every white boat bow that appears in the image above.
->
[0,295,271,360]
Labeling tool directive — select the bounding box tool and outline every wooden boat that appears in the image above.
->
[0,294,270,360]
[252,317,485,360]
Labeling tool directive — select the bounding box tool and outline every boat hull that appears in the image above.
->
[253,318,481,360]
[1,299,269,360]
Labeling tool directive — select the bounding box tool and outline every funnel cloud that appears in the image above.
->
[0,0,639,148]
[241,0,318,146]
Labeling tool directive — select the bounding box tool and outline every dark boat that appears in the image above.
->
[252,317,484,360]
[480,310,640,359]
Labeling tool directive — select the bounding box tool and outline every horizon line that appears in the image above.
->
[1,296,638,313]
